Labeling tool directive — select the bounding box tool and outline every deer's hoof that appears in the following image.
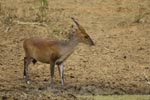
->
[26,81,30,84]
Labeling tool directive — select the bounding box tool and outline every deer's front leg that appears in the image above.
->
[58,63,64,86]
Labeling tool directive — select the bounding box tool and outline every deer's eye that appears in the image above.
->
[84,35,88,39]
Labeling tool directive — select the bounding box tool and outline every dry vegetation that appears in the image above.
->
[0,0,150,99]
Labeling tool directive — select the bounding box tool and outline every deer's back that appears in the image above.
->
[23,37,60,63]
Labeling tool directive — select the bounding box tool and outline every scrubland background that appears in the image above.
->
[0,0,150,99]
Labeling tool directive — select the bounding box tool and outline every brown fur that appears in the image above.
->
[23,18,94,85]
[23,38,60,63]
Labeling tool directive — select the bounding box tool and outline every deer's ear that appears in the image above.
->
[68,25,77,39]
[70,24,74,28]
[71,17,79,27]
[69,24,77,33]
[71,17,86,33]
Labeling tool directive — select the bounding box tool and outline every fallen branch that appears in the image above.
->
[13,20,48,27]
[141,71,150,85]
[146,81,150,85]
[143,72,149,81]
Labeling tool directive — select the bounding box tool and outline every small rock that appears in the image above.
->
[38,86,47,90]
[123,56,127,59]
[139,18,145,23]
[70,75,75,78]
[1,96,7,100]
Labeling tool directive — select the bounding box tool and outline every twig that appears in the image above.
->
[103,47,114,53]
[142,72,150,85]
[146,82,150,85]
[13,20,48,27]
[4,27,10,33]
[143,72,149,81]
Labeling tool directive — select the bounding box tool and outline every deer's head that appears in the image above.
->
[71,17,95,46]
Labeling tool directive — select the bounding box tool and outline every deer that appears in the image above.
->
[23,17,94,86]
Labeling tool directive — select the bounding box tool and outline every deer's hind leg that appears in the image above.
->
[50,62,55,85]
[24,57,32,84]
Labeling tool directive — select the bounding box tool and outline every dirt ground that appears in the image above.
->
[0,0,150,99]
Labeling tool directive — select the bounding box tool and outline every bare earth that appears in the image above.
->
[0,0,150,99]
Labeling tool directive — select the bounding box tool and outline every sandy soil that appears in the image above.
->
[0,0,150,99]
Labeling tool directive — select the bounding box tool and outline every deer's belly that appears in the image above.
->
[32,51,51,64]
[38,58,50,64]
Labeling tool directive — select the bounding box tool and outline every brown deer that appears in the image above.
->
[23,17,94,86]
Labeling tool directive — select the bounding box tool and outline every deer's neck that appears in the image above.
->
[68,35,79,49]
[55,35,79,64]
[61,35,79,54]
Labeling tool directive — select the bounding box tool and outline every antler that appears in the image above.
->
[71,17,86,32]
[71,17,80,28]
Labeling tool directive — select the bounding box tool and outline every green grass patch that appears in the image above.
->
[79,95,150,100]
